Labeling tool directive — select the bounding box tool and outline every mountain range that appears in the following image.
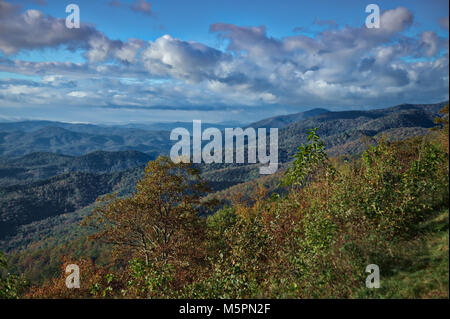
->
[0,101,447,252]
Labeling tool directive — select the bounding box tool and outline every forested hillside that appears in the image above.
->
[0,102,447,249]
[0,150,153,186]
[0,102,448,298]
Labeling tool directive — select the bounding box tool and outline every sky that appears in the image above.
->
[0,0,448,124]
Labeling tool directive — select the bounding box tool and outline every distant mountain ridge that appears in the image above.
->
[247,108,330,129]
[0,120,242,158]
[278,101,448,159]
[0,102,447,158]
[0,126,170,157]
[0,120,241,134]
[117,121,243,131]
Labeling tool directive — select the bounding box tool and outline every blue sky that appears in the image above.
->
[0,0,448,123]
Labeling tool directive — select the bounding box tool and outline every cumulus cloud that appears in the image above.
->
[203,7,447,107]
[379,6,413,34]
[114,39,145,63]
[0,0,101,54]
[0,0,148,65]
[141,34,227,81]
[0,2,448,118]
[210,23,282,58]
[419,31,440,57]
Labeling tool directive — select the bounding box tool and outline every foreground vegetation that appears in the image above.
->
[1,106,449,299]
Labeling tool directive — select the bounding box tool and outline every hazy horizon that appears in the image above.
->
[0,0,448,124]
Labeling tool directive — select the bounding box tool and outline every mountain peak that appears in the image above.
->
[247,108,329,129]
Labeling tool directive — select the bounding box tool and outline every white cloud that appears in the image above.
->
[0,0,100,54]
[141,34,227,81]
[0,2,448,118]
[67,91,88,98]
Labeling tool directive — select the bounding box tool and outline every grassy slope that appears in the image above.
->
[356,209,449,298]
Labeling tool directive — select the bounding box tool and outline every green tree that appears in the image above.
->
[85,156,210,268]
[283,128,334,187]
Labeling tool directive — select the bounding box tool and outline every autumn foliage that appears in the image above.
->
[8,108,449,299]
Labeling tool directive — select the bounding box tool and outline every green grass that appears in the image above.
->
[356,209,449,298]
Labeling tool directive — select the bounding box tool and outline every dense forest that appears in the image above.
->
[1,102,446,252]
[1,104,448,299]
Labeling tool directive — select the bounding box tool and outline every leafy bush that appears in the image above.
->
[0,251,28,298]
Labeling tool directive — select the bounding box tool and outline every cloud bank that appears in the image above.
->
[0,0,448,122]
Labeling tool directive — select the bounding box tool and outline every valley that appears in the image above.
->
[0,101,448,286]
